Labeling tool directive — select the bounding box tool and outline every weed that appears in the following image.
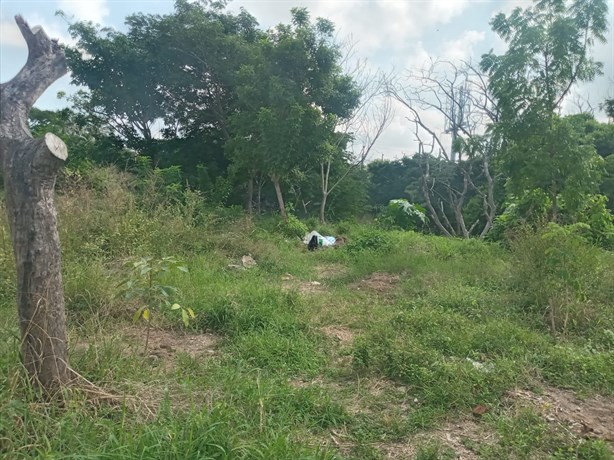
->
[415,440,456,460]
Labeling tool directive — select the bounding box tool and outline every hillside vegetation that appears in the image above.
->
[1,167,613,459]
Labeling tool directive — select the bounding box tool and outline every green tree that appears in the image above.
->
[481,0,609,220]
[367,157,422,209]
[601,97,614,121]
[63,16,166,154]
[29,105,126,169]
[63,0,259,187]
[226,8,359,220]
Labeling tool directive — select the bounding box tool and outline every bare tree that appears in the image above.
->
[319,58,392,223]
[388,59,499,238]
[0,17,71,392]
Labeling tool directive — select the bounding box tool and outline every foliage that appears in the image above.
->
[490,189,614,249]
[576,194,614,248]
[118,256,194,351]
[508,224,605,335]
[344,228,393,254]
[277,214,309,239]
[225,7,359,218]
[28,105,127,169]
[367,157,422,209]
[481,0,609,220]
[377,199,428,231]
[602,155,614,211]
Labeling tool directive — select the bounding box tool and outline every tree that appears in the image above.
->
[481,0,609,220]
[28,105,126,169]
[602,98,614,122]
[64,16,166,155]
[318,57,390,223]
[388,60,500,238]
[367,157,422,209]
[0,17,71,392]
[227,8,359,220]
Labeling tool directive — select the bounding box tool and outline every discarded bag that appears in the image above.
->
[303,231,336,249]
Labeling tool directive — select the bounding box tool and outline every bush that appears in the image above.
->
[344,228,393,254]
[509,224,605,335]
[377,199,428,231]
[277,214,308,239]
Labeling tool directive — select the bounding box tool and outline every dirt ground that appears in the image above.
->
[351,272,403,293]
[122,326,219,362]
[509,387,614,443]
[281,273,327,294]
[377,418,489,460]
[321,325,355,345]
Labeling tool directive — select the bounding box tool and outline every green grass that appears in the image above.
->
[1,167,613,458]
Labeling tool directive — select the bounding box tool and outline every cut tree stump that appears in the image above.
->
[0,16,71,392]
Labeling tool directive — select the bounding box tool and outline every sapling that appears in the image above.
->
[118,256,195,352]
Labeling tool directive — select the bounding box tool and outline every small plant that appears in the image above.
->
[377,199,428,231]
[278,213,308,239]
[415,441,456,460]
[118,256,194,352]
[344,228,393,254]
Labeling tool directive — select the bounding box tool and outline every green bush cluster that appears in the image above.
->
[509,223,610,336]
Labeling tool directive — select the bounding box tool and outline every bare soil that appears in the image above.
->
[281,273,327,294]
[352,272,403,293]
[122,326,219,364]
[321,325,355,345]
[379,418,490,459]
[509,387,614,443]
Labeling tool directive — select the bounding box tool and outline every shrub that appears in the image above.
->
[344,228,393,254]
[377,199,428,231]
[509,224,604,335]
[277,214,308,239]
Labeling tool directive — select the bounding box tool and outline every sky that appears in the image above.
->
[1,0,613,160]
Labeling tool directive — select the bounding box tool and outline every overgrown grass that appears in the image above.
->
[1,166,613,459]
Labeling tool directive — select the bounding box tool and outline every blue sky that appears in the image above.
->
[1,0,613,159]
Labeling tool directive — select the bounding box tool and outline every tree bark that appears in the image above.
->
[271,174,287,221]
[246,174,254,215]
[0,16,71,392]
[319,193,328,225]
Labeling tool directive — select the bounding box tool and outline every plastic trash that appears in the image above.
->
[303,231,336,249]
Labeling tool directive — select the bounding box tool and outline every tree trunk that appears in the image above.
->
[271,174,287,221]
[246,175,254,215]
[0,16,71,392]
[320,161,330,224]
[320,193,328,224]
[257,181,263,215]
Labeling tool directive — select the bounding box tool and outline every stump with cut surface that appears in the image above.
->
[0,16,71,392]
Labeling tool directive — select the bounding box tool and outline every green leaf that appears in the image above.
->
[177,266,189,273]
[143,308,150,321]
[181,309,189,327]
[171,303,181,310]
[187,307,196,318]
[133,306,145,323]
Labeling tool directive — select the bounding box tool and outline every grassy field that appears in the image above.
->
[1,168,613,459]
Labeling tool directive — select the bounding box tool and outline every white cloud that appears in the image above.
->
[440,30,486,61]
[231,0,472,57]
[403,41,431,71]
[0,18,26,49]
[57,0,109,24]
[0,13,74,49]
